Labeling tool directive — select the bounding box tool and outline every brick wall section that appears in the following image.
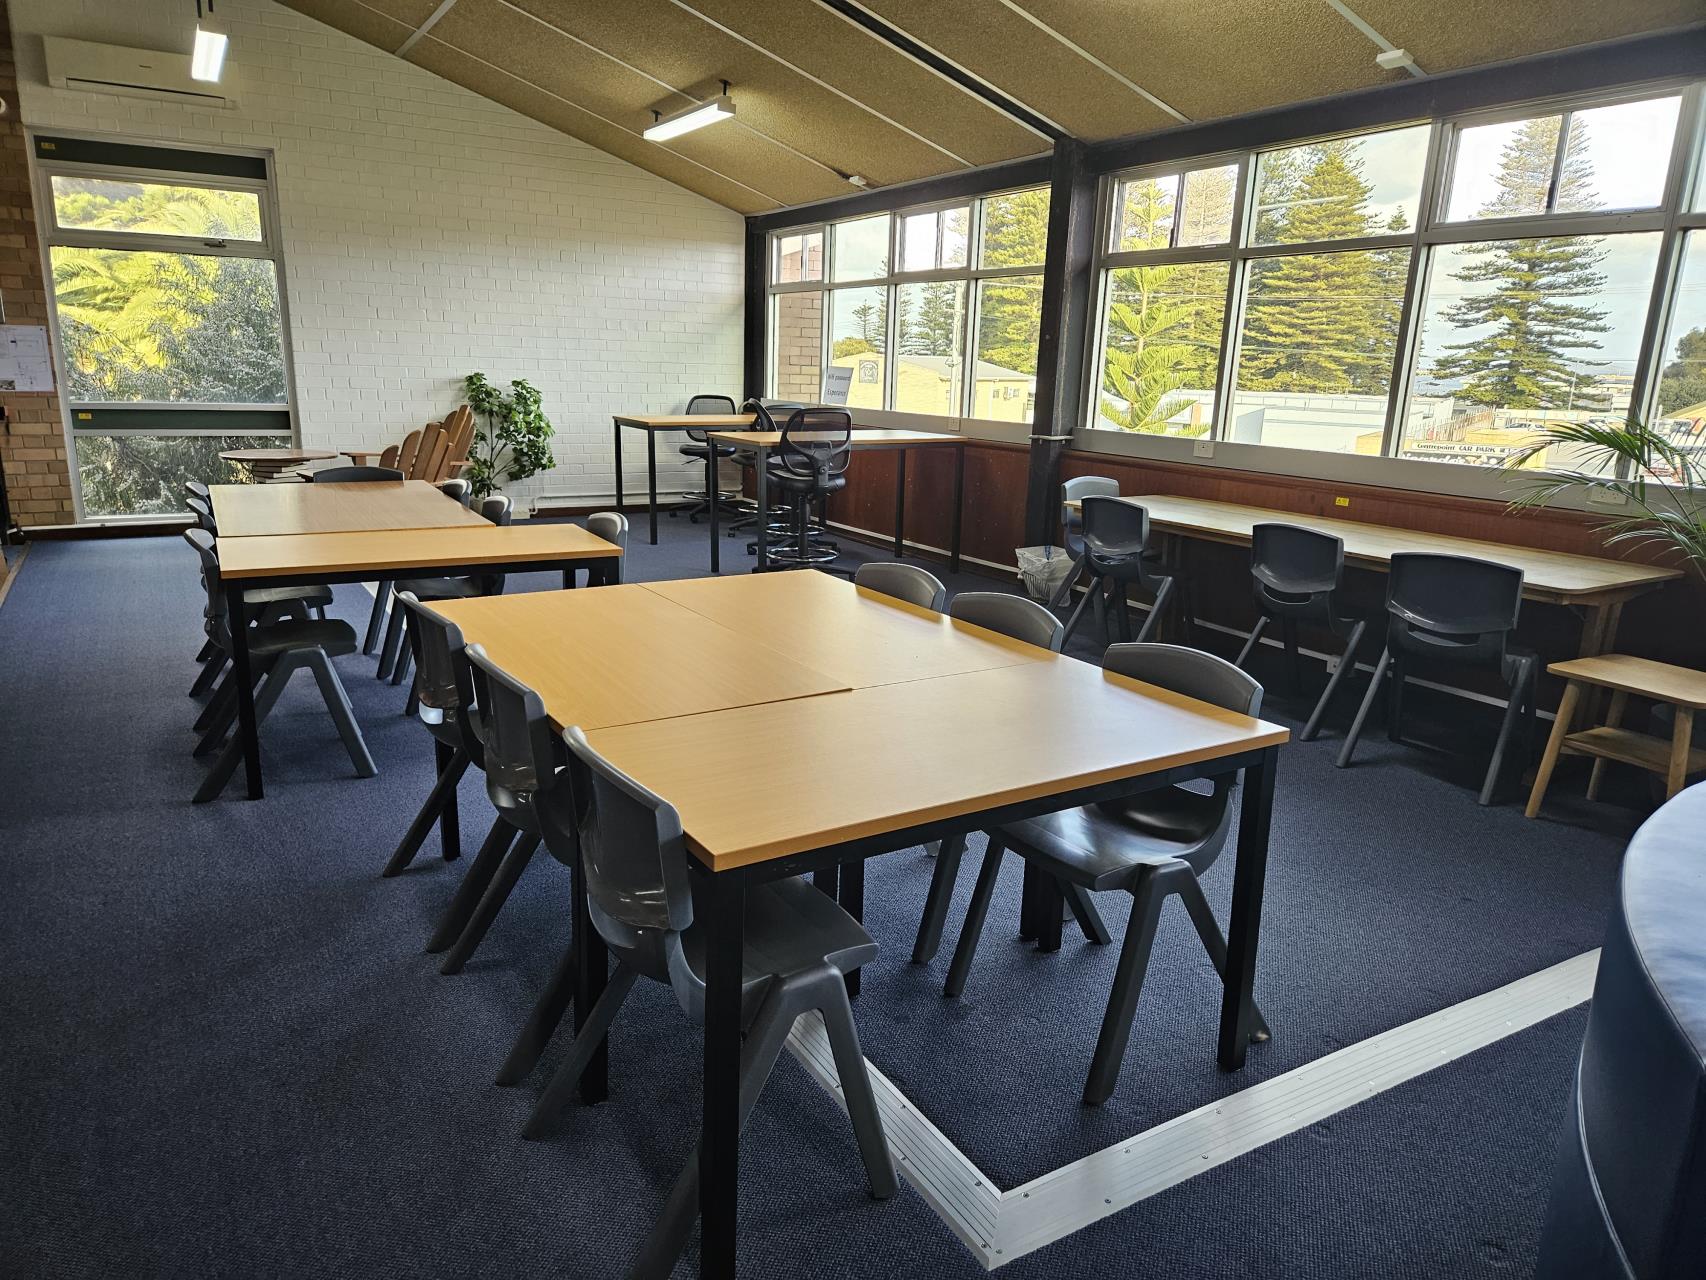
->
[9,0,745,514]
[0,3,71,526]
[772,292,823,402]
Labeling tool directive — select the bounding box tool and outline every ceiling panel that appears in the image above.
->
[354,0,447,29]
[853,0,1179,140]
[1016,0,1396,122]
[283,0,417,54]
[1352,0,1703,73]
[680,0,1046,167]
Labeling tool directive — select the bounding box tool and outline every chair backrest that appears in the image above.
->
[478,494,513,526]
[684,394,737,444]
[183,479,211,503]
[397,590,472,719]
[949,591,1064,652]
[1081,495,1151,558]
[560,725,695,937]
[1250,523,1344,599]
[776,407,852,482]
[184,494,217,533]
[311,466,404,483]
[437,406,476,480]
[463,643,559,821]
[183,528,224,635]
[1062,475,1118,541]
[438,478,474,507]
[741,398,805,434]
[1387,553,1523,639]
[855,561,946,611]
[394,428,423,477]
[379,443,401,470]
[1104,642,1263,718]
[586,512,628,583]
[411,421,446,480]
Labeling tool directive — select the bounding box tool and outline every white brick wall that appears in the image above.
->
[9,0,744,508]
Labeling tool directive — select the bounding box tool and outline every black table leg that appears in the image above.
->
[709,446,720,574]
[699,868,746,1279]
[647,431,659,546]
[950,442,965,573]
[839,859,864,999]
[562,568,576,589]
[754,449,770,571]
[572,845,610,1103]
[225,582,263,800]
[893,449,907,558]
[1219,746,1277,1070]
[613,420,624,515]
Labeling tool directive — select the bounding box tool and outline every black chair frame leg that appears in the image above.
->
[1300,618,1366,743]
[498,930,582,1086]
[383,745,470,877]
[439,832,541,974]
[427,817,517,953]
[1337,646,1391,769]
[912,832,967,964]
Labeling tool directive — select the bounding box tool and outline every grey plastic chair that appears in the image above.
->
[1337,552,1538,806]
[496,707,896,1277]
[1051,475,1119,606]
[380,495,513,684]
[311,465,404,482]
[1234,523,1367,742]
[944,643,1272,1104]
[183,530,375,803]
[855,561,946,611]
[1061,497,1179,648]
[948,591,1064,652]
[583,511,628,584]
[365,478,471,655]
[437,478,474,507]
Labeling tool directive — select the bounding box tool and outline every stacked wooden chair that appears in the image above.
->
[379,404,477,482]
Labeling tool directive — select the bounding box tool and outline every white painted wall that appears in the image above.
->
[9,0,745,509]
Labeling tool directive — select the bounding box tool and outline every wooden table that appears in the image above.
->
[1064,494,1681,658]
[218,447,337,482]
[1526,654,1706,816]
[212,523,623,800]
[705,427,967,574]
[444,570,1287,1278]
[611,414,756,546]
[208,480,487,538]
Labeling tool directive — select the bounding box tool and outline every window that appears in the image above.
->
[1654,234,1706,436]
[765,186,1050,422]
[1253,128,1428,244]
[39,140,293,517]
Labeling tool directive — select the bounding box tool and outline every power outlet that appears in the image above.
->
[1588,488,1629,508]
[1193,439,1214,458]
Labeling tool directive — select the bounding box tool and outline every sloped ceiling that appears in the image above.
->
[278,0,1704,214]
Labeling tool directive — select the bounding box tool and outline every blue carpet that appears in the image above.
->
[0,520,1632,1277]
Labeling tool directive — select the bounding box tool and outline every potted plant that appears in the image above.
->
[462,372,555,499]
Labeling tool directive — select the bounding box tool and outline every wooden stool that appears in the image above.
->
[1526,654,1706,818]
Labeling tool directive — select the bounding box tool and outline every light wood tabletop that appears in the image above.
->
[586,656,1288,870]
[612,413,757,430]
[209,479,488,538]
[643,570,1050,689]
[215,522,622,581]
[427,584,849,731]
[1064,493,1681,604]
[706,428,963,448]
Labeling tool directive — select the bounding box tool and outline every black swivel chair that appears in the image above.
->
[1337,552,1538,806]
[729,399,808,547]
[767,407,852,569]
[379,495,513,684]
[1060,497,1179,648]
[484,689,895,1277]
[312,465,404,483]
[944,642,1272,1105]
[674,394,740,523]
[1234,523,1367,741]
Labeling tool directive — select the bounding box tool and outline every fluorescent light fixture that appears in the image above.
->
[643,94,734,143]
[191,22,228,82]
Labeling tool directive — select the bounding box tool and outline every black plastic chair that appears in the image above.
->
[854,561,946,611]
[311,465,404,483]
[1060,497,1179,648]
[495,704,895,1277]
[380,494,513,685]
[675,393,740,522]
[183,529,375,803]
[944,643,1272,1104]
[1234,523,1367,742]
[766,407,852,568]
[1336,553,1538,806]
[1050,475,1119,607]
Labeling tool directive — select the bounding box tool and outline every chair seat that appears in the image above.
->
[242,583,334,609]
[770,470,847,497]
[248,616,359,659]
[999,786,1227,891]
[679,443,737,460]
[393,576,483,601]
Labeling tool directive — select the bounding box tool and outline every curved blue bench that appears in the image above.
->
[1535,783,1706,1278]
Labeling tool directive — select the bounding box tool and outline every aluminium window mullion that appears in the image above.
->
[1544,110,1574,214]
[1380,119,1449,459]
[1209,154,1258,443]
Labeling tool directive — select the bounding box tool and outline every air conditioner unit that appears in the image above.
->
[43,37,235,108]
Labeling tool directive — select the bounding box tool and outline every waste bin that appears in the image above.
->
[1015,545,1074,602]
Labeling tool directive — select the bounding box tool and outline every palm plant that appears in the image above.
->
[1505,419,1706,579]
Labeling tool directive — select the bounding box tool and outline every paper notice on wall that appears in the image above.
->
[0,326,55,392]
[821,365,852,406]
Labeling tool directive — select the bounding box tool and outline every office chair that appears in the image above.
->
[1060,497,1180,648]
[1234,523,1367,741]
[944,643,1272,1104]
[766,407,852,569]
[674,394,741,523]
[854,561,946,611]
[1337,552,1538,806]
[728,399,808,548]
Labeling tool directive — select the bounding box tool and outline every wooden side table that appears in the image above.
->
[220,448,336,482]
[1526,654,1706,817]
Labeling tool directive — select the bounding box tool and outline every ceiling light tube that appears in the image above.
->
[191,14,228,83]
[643,94,735,143]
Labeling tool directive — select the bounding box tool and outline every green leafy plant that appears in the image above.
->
[462,373,555,498]
[1505,419,1706,579]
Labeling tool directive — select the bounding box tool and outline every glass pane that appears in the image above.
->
[831,214,890,282]
[1229,247,1411,453]
[1178,164,1238,248]
[1252,126,1427,245]
[827,286,888,410]
[1097,261,1229,435]
[979,188,1049,267]
[899,206,969,272]
[1117,174,1178,251]
[770,291,823,401]
[50,176,264,241]
[1655,234,1706,436]
[894,281,966,417]
[1400,232,1663,469]
[774,230,823,284]
[51,247,287,403]
[974,274,1042,424]
[1445,115,1561,222]
[1556,97,1682,215]
[74,433,274,517]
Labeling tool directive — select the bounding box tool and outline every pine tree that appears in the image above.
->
[1658,326,1706,416]
[974,188,1050,379]
[1430,118,1609,409]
